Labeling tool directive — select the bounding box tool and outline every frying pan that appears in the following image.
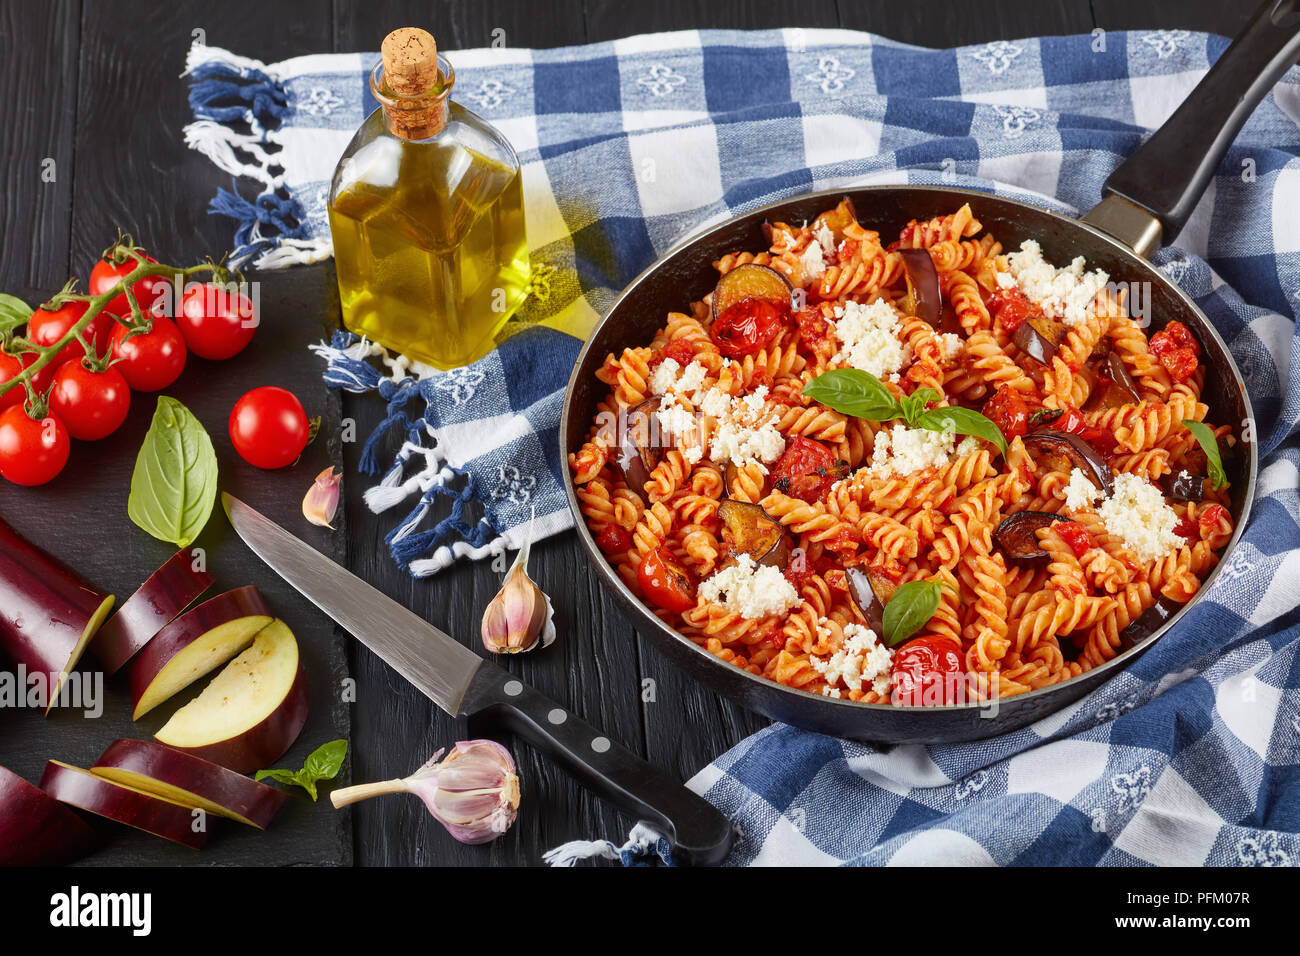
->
[561,1,1298,743]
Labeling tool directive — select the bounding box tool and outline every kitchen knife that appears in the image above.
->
[222,492,734,866]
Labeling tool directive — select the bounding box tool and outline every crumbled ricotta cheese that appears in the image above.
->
[1096,472,1182,563]
[675,360,708,395]
[1005,239,1109,328]
[800,238,827,281]
[698,554,800,619]
[654,394,704,463]
[812,622,893,697]
[649,357,681,396]
[814,223,836,258]
[830,300,911,382]
[702,385,785,469]
[868,424,977,479]
[1063,467,1103,511]
[937,332,964,361]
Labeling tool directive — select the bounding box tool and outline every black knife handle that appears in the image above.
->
[463,664,735,866]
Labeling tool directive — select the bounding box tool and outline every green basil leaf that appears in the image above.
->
[0,294,33,333]
[128,397,218,548]
[257,740,348,802]
[900,387,941,427]
[802,369,901,421]
[882,580,943,648]
[916,406,1008,456]
[1182,420,1228,490]
[254,768,302,786]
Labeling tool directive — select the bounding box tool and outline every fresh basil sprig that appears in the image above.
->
[256,739,349,802]
[127,396,218,548]
[881,579,943,648]
[803,369,1008,455]
[1182,420,1228,490]
[0,293,32,333]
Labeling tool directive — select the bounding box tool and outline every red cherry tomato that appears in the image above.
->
[769,436,847,503]
[987,286,1043,334]
[710,299,785,357]
[1199,503,1229,530]
[652,339,696,371]
[177,283,258,360]
[1054,520,1096,558]
[89,251,170,317]
[229,386,311,469]
[1173,512,1198,541]
[636,546,695,613]
[1149,321,1200,383]
[794,307,834,354]
[49,361,131,441]
[890,635,964,706]
[0,405,69,486]
[0,354,31,411]
[109,315,187,392]
[28,301,117,368]
[595,525,633,556]
[981,386,1030,441]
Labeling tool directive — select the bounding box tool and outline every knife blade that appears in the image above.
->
[221,492,735,866]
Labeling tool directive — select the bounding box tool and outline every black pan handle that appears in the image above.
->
[1099,0,1300,243]
[463,663,735,866]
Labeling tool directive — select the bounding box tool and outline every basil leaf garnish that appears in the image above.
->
[916,406,1008,456]
[1182,420,1228,490]
[802,369,901,421]
[127,396,218,548]
[882,579,943,648]
[256,739,348,802]
[900,387,941,426]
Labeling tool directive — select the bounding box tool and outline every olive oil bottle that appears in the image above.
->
[328,28,530,369]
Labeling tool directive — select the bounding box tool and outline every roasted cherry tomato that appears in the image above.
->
[987,286,1043,334]
[636,546,694,613]
[1149,321,1200,383]
[769,436,847,503]
[982,386,1030,441]
[595,525,633,556]
[177,283,258,360]
[1049,404,1119,458]
[48,361,131,441]
[794,307,834,355]
[653,339,696,371]
[229,386,311,469]
[710,298,785,358]
[0,405,69,486]
[89,250,170,317]
[1054,520,1096,558]
[28,300,117,369]
[109,315,187,392]
[890,635,964,706]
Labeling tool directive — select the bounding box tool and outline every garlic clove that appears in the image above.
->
[303,467,342,528]
[481,511,555,654]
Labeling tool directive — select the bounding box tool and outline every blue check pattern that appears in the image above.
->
[187,28,1300,865]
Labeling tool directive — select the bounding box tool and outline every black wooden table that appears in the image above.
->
[0,0,1248,867]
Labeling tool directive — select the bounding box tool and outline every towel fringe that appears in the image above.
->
[542,824,674,867]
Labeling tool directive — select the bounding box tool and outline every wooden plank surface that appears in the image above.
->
[0,0,1251,868]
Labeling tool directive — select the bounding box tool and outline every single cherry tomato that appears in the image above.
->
[89,250,170,317]
[48,361,131,441]
[595,525,632,556]
[28,300,116,368]
[769,436,847,503]
[1054,520,1096,558]
[177,283,258,360]
[0,405,69,486]
[229,386,311,469]
[794,306,834,354]
[710,298,785,357]
[636,546,695,613]
[987,286,1043,333]
[109,315,187,392]
[890,635,964,706]
[981,386,1030,441]
[1149,322,1200,383]
[0,353,33,411]
[652,339,696,371]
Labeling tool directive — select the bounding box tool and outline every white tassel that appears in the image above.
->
[542,824,668,867]
[364,482,415,513]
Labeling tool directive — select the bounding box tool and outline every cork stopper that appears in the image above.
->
[376,27,447,140]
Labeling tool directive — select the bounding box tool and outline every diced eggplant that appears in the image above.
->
[1012,317,1062,366]
[617,398,663,492]
[897,248,941,326]
[1119,597,1180,645]
[845,566,887,636]
[718,499,789,568]
[1086,351,1142,411]
[1022,429,1114,497]
[1159,472,1209,501]
[993,511,1061,563]
[711,263,794,322]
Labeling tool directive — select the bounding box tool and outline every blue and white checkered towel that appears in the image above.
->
[186,28,1300,865]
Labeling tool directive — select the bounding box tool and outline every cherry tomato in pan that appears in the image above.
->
[710,298,785,358]
[177,283,258,360]
[1149,321,1200,383]
[229,386,311,470]
[890,635,964,707]
[109,315,187,392]
[28,300,117,369]
[769,436,847,503]
[986,286,1043,334]
[48,361,131,441]
[1054,521,1096,559]
[0,405,69,486]
[89,251,170,318]
[595,525,633,556]
[637,546,695,614]
[981,386,1030,442]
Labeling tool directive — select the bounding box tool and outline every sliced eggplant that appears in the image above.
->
[897,248,941,326]
[1119,597,1180,646]
[1012,317,1062,366]
[1086,351,1142,411]
[711,263,793,322]
[845,566,887,636]
[718,499,789,568]
[993,511,1061,563]
[1022,429,1114,497]
[617,398,662,491]
[938,302,964,338]
[1159,472,1209,501]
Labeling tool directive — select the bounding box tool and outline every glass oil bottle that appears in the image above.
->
[327,28,530,369]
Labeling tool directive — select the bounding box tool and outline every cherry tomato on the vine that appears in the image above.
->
[49,361,131,442]
[28,300,117,369]
[0,405,69,486]
[89,251,170,318]
[177,283,258,360]
[109,315,187,392]
[636,546,695,613]
[229,386,311,469]
[890,635,964,707]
